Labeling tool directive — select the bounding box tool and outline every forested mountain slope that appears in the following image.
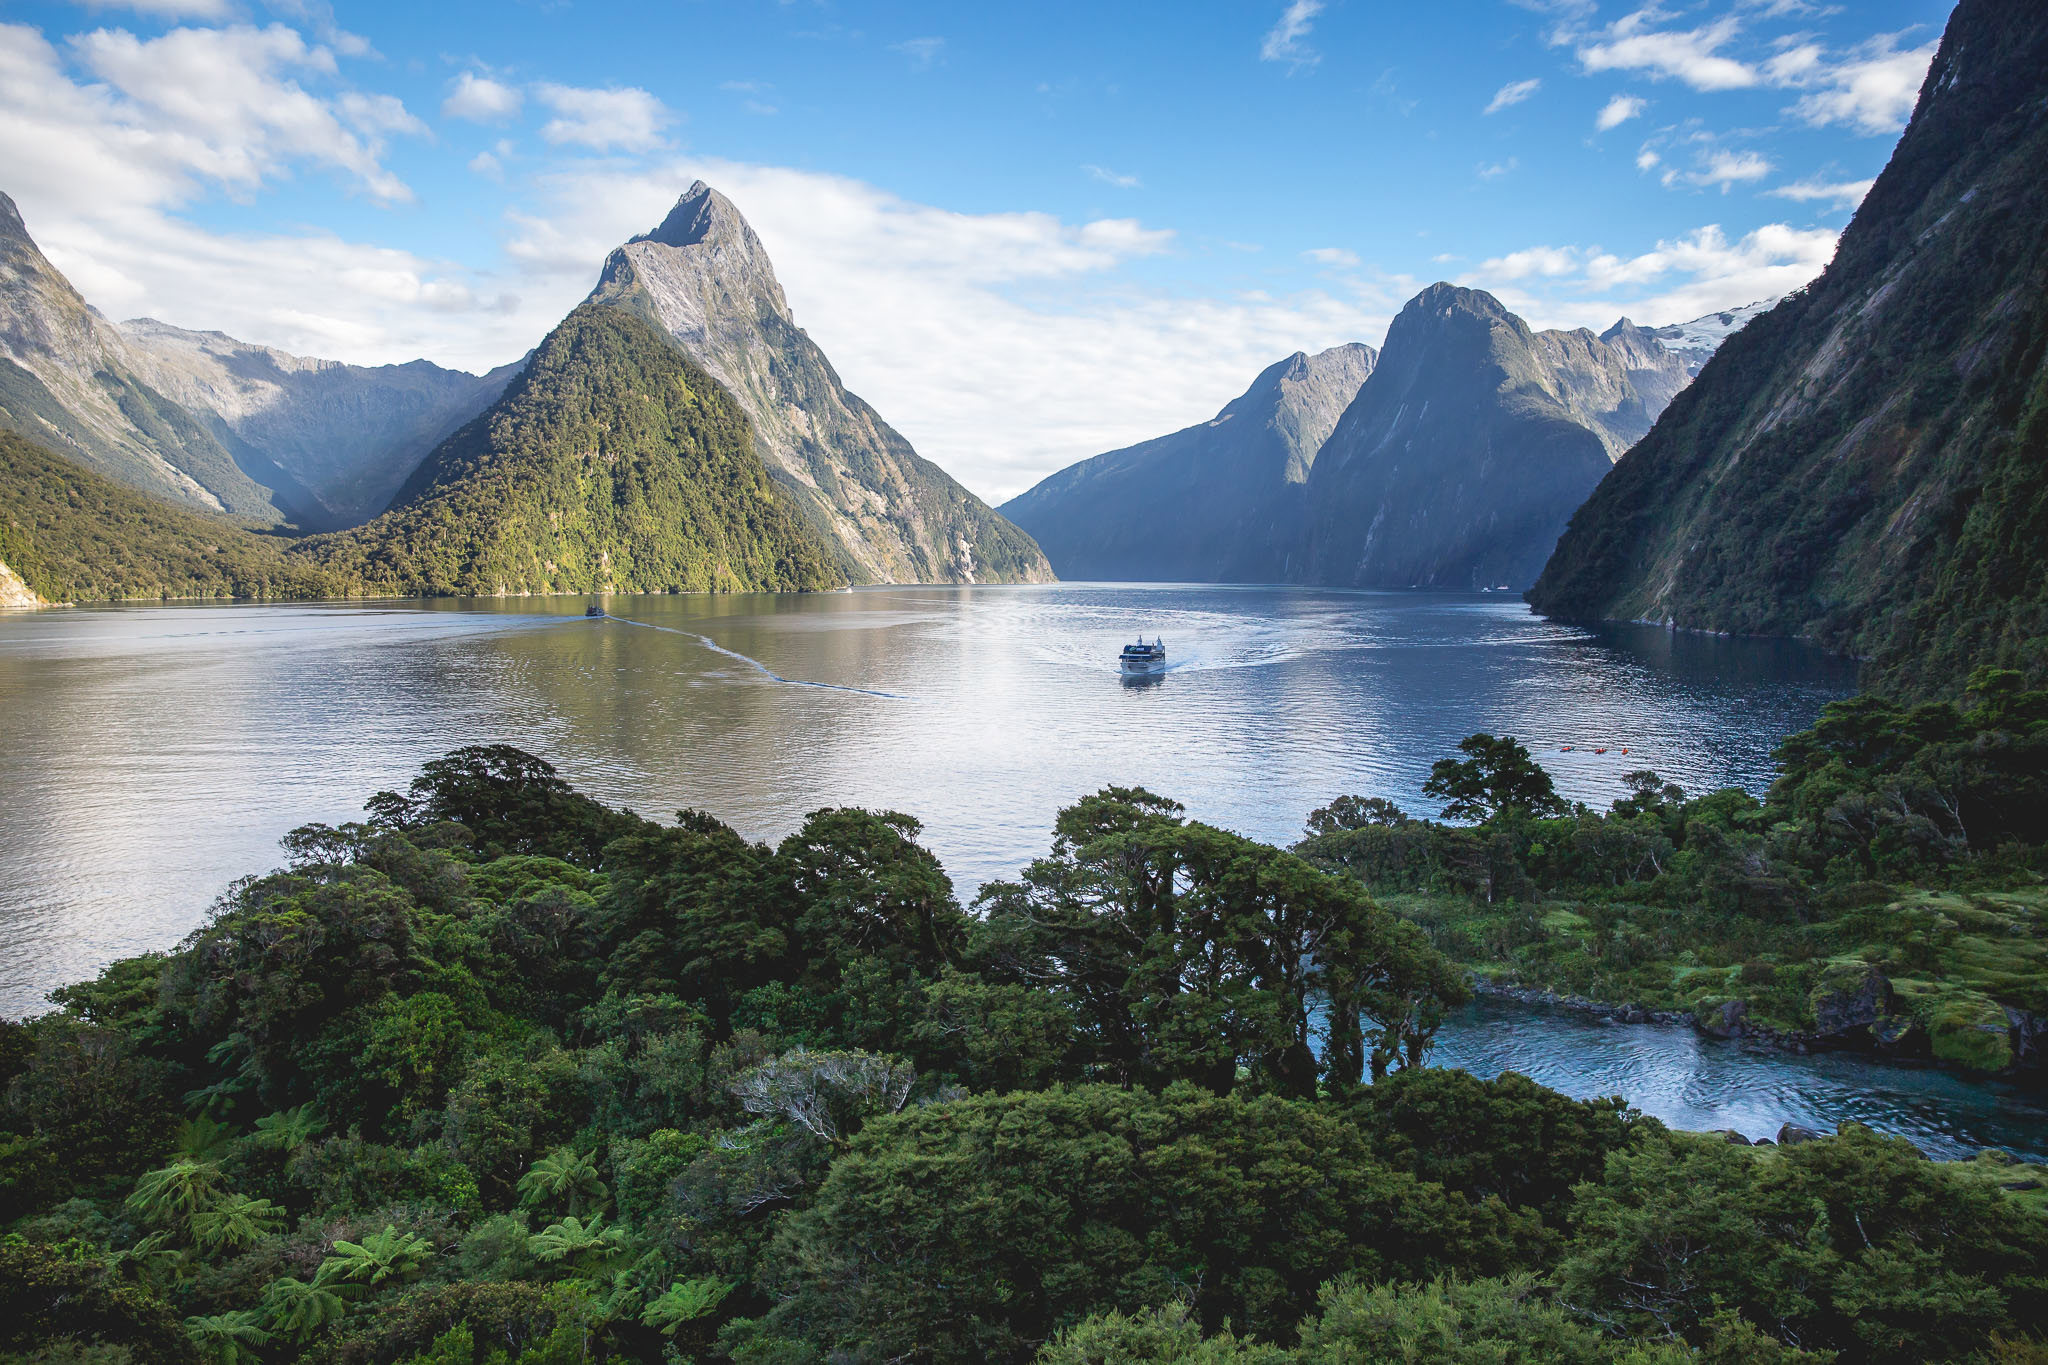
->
[305,304,837,596]
[0,428,342,602]
[1529,0,2048,700]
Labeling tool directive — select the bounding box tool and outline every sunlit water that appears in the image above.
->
[3,584,2034,1155]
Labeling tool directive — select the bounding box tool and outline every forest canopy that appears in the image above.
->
[1,718,2043,1365]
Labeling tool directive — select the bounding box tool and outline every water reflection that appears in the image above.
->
[0,585,1858,1014]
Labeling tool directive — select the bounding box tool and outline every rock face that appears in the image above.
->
[118,320,517,529]
[589,183,1052,585]
[0,554,44,608]
[1302,284,1672,591]
[0,193,273,516]
[0,192,515,529]
[999,344,1376,582]
[1529,0,2048,700]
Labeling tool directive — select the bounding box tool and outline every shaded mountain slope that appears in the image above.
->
[1302,285,1635,591]
[1528,0,2048,699]
[999,344,1376,581]
[305,303,837,597]
[589,182,1051,585]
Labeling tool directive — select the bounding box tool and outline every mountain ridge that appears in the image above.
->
[591,181,1053,585]
[1527,0,2048,699]
[1000,342,1375,582]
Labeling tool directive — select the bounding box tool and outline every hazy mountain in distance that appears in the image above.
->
[999,344,1377,582]
[0,193,278,517]
[1529,0,2048,701]
[119,320,518,529]
[588,181,1052,585]
[1302,283,1656,592]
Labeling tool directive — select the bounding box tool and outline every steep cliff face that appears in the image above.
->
[1529,0,2048,699]
[588,183,1052,585]
[304,304,838,597]
[999,344,1376,582]
[0,554,44,608]
[118,320,516,529]
[0,194,276,517]
[1302,285,1638,591]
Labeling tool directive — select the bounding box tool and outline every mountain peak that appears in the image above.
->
[0,191,26,243]
[633,180,749,250]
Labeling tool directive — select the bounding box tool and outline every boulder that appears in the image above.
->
[1697,998,1749,1039]
[1778,1124,1825,1146]
[1809,965,1894,1038]
[1718,1130,1753,1145]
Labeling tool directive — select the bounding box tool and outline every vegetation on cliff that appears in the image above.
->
[304,305,838,597]
[0,429,344,602]
[1528,0,2048,702]
[0,734,2042,1364]
[1298,671,2048,1073]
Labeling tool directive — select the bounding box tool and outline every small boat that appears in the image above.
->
[1119,636,1167,678]
[585,604,606,618]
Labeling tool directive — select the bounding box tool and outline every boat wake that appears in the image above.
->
[595,615,907,699]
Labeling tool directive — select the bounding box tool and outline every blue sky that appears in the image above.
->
[0,0,1953,498]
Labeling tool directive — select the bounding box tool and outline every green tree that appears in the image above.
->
[318,1225,435,1288]
[754,1084,1535,1363]
[516,1147,609,1217]
[259,1276,349,1343]
[187,1193,284,1254]
[1422,733,1569,821]
[642,1277,735,1336]
[181,1311,270,1365]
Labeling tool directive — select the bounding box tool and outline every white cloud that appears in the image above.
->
[1785,35,1935,135]
[1477,158,1519,180]
[534,82,673,152]
[890,37,945,70]
[1083,164,1141,189]
[12,22,419,204]
[1595,94,1646,130]
[1576,12,1757,91]
[1685,149,1774,190]
[1485,78,1542,114]
[468,150,502,180]
[1466,221,1838,330]
[442,71,522,123]
[73,0,233,17]
[1302,246,1361,268]
[1635,147,1661,170]
[1767,176,1874,209]
[1485,246,1579,280]
[1261,0,1324,71]
[1566,11,1935,137]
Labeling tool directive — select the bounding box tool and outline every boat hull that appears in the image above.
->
[1118,658,1167,677]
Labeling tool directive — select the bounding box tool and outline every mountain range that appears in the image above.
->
[0,185,1052,596]
[1004,284,1711,590]
[1528,0,2048,700]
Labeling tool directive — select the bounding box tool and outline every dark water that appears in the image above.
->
[6,585,2025,1155]
[1430,1000,2048,1161]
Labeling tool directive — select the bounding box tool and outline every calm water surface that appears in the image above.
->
[5,584,2032,1155]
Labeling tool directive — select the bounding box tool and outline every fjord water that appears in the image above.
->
[2,585,2039,1155]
